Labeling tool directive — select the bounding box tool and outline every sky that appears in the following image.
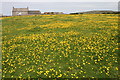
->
[1,2,118,16]
[1,0,120,2]
[0,0,119,16]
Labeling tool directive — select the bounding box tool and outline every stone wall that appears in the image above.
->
[12,11,28,16]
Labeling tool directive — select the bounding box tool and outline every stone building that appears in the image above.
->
[44,12,64,15]
[12,7,41,16]
[28,10,41,15]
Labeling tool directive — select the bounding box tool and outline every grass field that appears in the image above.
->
[1,14,119,78]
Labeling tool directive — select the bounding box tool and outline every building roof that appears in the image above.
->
[29,10,40,12]
[12,8,29,12]
[28,10,41,14]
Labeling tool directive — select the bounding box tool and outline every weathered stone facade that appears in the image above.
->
[12,7,64,16]
[44,12,64,15]
[12,7,41,16]
[12,7,29,16]
[28,10,41,15]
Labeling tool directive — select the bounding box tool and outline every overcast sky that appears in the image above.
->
[1,0,119,15]
[1,2,118,16]
[1,0,120,2]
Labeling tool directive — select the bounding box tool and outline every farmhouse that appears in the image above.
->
[12,7,41,16]
[44,12,64,15]
[28,10,41,15]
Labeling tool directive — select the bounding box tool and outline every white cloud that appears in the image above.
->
[1,0,120,2]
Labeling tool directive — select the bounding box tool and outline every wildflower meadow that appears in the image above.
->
[1,14,119,78]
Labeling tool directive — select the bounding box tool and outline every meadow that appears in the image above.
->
[1,14,119,78]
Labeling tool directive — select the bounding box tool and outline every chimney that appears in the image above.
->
[13,7,14,9]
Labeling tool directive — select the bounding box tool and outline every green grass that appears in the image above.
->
[2,14,119,78]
